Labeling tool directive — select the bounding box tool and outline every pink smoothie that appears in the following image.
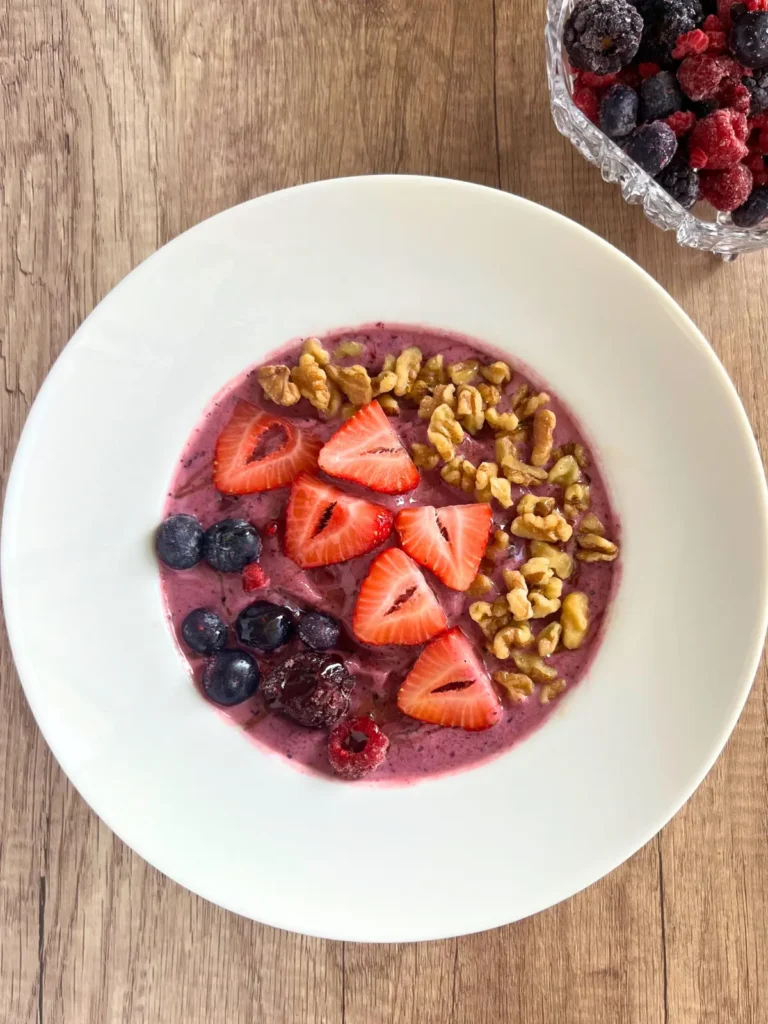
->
[160,324,619,784]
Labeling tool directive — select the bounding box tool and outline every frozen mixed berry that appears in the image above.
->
[730,9,768,64]
[638,60,663,77]
[327,716,389,781]
[624,120,678,172]
[203,518,262,573]
[156,514,204,570]
[672,28,711,57]
[655,151,702,205]
[242,563,269,592]
[746,149,768,182]
[564,0,644,74]
[638,0,704,64]
[236,600,295,652]
[743,70,768,110]
[578,70,620,85]
[699,161,754,207]
[731,182,768,220]
[573,82,601,121]
[202,649,260,706]
[716,77,752,109]
[688,108,749,166]
[297,610,342,651]
[600,83,640,136]
[677,53,738,99]
[261,652,355,728]
[639,70,685,120]
[666,109,698,134]
[181,608,229,655]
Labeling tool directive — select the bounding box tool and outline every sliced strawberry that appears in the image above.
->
[318,401,420,494]
[394,503,493,591]
[284,473,393,569]
[353,548,447,646]
[214,400,321,494]
[397,627,501,731]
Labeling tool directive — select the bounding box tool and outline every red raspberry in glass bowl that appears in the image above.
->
[699,163,754,210]
[688,109,749,168]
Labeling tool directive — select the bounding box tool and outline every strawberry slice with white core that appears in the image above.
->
[285,473,394,569]
[397,627,502,731]
[395,503,493,591]
[352,548,447,646]
[318,401,420,494]
[214,400,321,494]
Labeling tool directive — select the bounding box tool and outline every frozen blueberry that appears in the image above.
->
[731,187,768,227]
[202,649,260,706]
[655,152,700,209]
[236,600,295,652]
[564,0,643,75]
[623,121,677,175]
[203,519,261,573]
[297,611,342,651]
[743,73,768,115]
[635,0,703,65]
[731,11,768,69]
[639,72,683,122]
[261,652,355,728]
[600,84,639,138]
[181,608,229,655]
[156,514,204,570]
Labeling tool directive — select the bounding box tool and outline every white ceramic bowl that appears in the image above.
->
[3,176,767,942]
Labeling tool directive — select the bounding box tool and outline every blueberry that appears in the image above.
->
[599,84,638,140]
[731,11,768,68]
[564,0,643,75]
[623,122,677,175]
[156,514,204,569]
[181,608,229,655]
[236,600,295,652]
[732,187,768,227]
[655,152,700,210]
[743,73,768,115]
[261,652,355,728]
[639,72,683,123]
[203,519,261,573]
[297,611,342,651]
[202,650,260,706]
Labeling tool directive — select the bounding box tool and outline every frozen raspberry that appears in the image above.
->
[731,183,768,220]
[640,71,685,120]
[746,0,768,11]
[624,121,678,172]
[573,82,601,122]
[578,70,620,86]
[638,0,704,64]
[242,563,269,592]
[703,13,726,30]
[716,78,752,110]
[672,28,710,57]
[730,10,768,66]
[565,0,644,74]
[699,162,754,207]
[677,54,733,99]
[617,65,643,87]
[601,83,640,136]
[666,109,698,135]
[705,29,730,50]
[688,108,749,167]
[718,0,744,27]
[261,652,355,728]
[638,61,663,78]
[327,716,389,781]
[655,151,702,206]
[756,126,768,148]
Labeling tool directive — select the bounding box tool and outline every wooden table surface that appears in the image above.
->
[2,1,768,1021]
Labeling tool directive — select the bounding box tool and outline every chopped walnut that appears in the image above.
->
[327,364,373,406]
[537,622,561,658]
[341,403,358,421]
[478,383,502,407]
[291,352,332,412]
[561,592,589,649]
[510,511,573,543]
[511,650,558,683]
[489,476,514,509]
[552,441,590,469]
[481,361,512,386]
[516,494,556,517]
[485,528,510,562]
[529,591,562,618]
[577,550,618,563]
[456,385,485,435]
[257,365,301,406]
[447,360,480,386]
[469,599,510,639]
[530,540,573,579]
[540,679,566,704]
[579,512,605,536]
[519,557,554,586]
[467,573,495,598]
[322,381,344,420]
[394,347,423,397]
[473,461,497,502]
[334,340,363,359]
[411,443,440,470]
[576,533,619,562]
[500,453,549,487]
[372,370,398,396]
[485,406,520,433]
[540,577,563,600]
[491,622,534,659]
[548,455,582,488]
[441,456,477,493]
[428,404,464,461]
[418,354,447,389]
[493,671,534,702]
[517,392,550,420]
[302,337,331,366]
[531,408,556,467]
[408,379,431,404]
[418,383,457,420]
[377,395,400,416]
[564,483,591,521]
[504,570,533,622]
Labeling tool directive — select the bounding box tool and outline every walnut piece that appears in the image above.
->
[291,352,332,412]
[485,406,520,433]
[548,455,582,487]
[540,679,567,704]
[531,408,556,467]
[322,381,344,419]
[470,599,510,639]
[411,443,440,470]
[576,533,619,562]
[418,383,457,420]
[302,337,331,366]
[552,441,590,469]
[334,340,363,359]
[579,512,605,536]
[500,453,549,487]
[377,394,400,415]
[504,569,533,622]
[485,528,510,562]
[441,456,477,493]
[489,476,514,509]
[529,591,562,618]
[456,385,485,434]
[564,483,591,521]
[428,404,465,461]
[530,540,573,579]
[327,364,373,406]
[408,379,431,404]
[467,573,495,598]
[519,557,554,586]
[393,347,423,397]
[516,494,556,517]
[372,370,398,396]
[491,622,534,659]
[537,622,561,658]
[478,383,502,407]
[447,360,480,386]
[473,461,497,502]
[517,392,550,420]
[561,592,589,649]
[493,671,534,702]
[510,511,573,543]
[540,576,563,600]
[418,354,447,388]
[511,650,558,682]
[481,361,512,386]
[257,365,301,406]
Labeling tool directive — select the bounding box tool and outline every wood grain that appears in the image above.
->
[1,0,767,1021]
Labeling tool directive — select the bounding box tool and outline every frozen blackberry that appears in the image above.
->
[261,652,355,728]
[639,71,684,121]
[731,186,768,225]
[731,10,768,67]
[600,83,640,137]
[564,0,643,74]
[637,0,704,64]
[743,73,768,114]
[624,121,678,173]
[655,152,701,207]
